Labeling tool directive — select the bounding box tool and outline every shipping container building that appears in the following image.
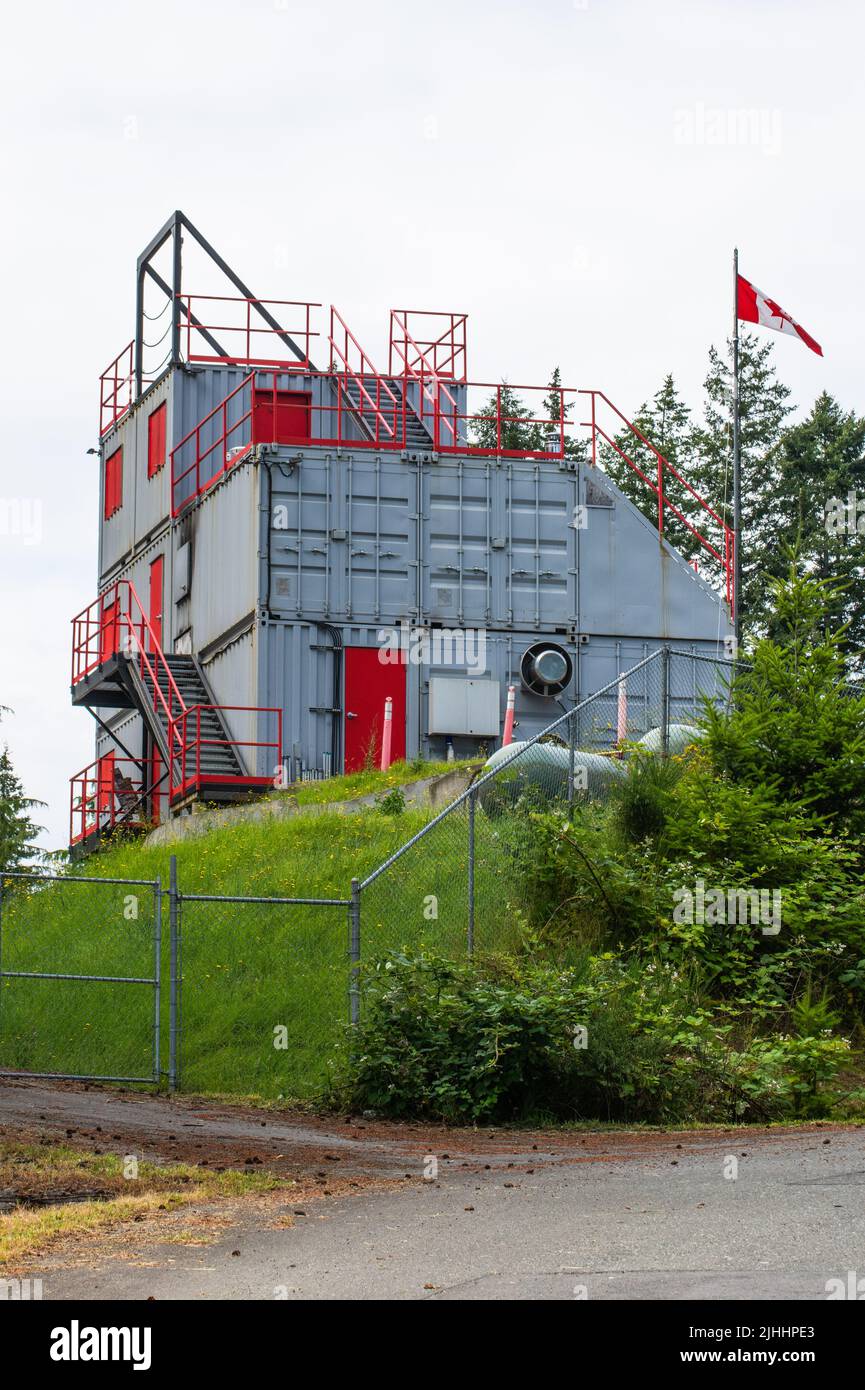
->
[69,212,735,851]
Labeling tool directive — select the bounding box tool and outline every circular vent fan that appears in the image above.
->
[519,641,573,697]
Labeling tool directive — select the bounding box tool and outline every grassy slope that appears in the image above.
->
[1,773,529,1100]
[285,757,477,806]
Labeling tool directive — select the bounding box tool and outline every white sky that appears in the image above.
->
[0,0,860,848]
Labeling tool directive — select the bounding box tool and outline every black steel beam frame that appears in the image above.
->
[134,210,314,397]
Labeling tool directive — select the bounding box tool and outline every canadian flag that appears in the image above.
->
[737,274,823,356]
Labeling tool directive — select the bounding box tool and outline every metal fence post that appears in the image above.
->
[153,877,161,1086]
[567,709,576,808]
[168,855,180,1092]
[349,877,361,1026]
[467,789,476,959]
[660,645,671,757]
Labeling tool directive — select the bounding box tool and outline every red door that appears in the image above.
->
[148,556,164,652]
[99,597,120,664]
[344,647,407,773]
[252,389,311,445]
[97,752,115,815]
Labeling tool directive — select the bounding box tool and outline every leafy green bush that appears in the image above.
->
[608,745,683,845]
[700,571,865,835]
[331,951,851,1124]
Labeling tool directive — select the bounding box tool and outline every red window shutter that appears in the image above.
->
[105,447,123,518]
[148,402,167,478]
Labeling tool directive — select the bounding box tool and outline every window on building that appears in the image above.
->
[147,401,167,478]
[104,447,123,519]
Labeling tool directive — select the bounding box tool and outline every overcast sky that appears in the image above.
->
[0,0,860,847]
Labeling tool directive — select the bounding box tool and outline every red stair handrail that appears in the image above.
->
[580,389,735,611]
[71,579,186,721]
[170,371,256,517]
[388,311,459,447]
[328,306,401,444]
[169,704,282,797]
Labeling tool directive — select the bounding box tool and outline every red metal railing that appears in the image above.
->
[98,297,319,437]
[71,581,283,811]
[171,373,256,516]
[581,390,735,611]
[69,756,148,847]
[389,313,460,447]
[181,294,319,368]
[169,705,282,800]
[389,309,467,380]
[433,380,579,457]
[171,367,586,515]
[99,341,135,436]
[71,579,187,739]
[329,307,401,445]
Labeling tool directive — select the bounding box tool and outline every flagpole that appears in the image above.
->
[732,246,741,651]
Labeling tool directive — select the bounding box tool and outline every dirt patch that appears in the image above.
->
[0,1130,406,1274]
[1,1076,859,1184]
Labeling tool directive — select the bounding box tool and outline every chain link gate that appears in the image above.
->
[173,883,351,1098]
[0,870,166,1085]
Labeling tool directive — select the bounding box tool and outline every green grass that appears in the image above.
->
[0,787,532,1102]
[0,1140,287,1269]
[283,757,478,807]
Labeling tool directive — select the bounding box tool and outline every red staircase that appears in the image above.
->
[70,580,281,848]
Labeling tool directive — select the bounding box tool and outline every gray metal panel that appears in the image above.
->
[428,676,501,735]
[267,451,417,623]
[576,465,729,641]
[261,448,728,642]
[174,461,259,652]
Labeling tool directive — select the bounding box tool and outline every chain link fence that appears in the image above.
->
[355,647,738,971]
[0,871,162,1083]
[0,648,739,1094]
[0,868,350,1096]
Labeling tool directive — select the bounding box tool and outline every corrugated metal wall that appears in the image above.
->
[173,462,258,654]
[261,443,728,640]
[90,363,733,785]
[256,620,728,770]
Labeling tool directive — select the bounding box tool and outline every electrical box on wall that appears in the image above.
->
[428,677,501,736]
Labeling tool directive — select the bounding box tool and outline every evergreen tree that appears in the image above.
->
[600,373,700,560]
[775,392,865,668]
[700,566,865,833]
[469,370,587,459]
[0,712,45,875]
[691,333,793,639]
[535,366,588,461]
